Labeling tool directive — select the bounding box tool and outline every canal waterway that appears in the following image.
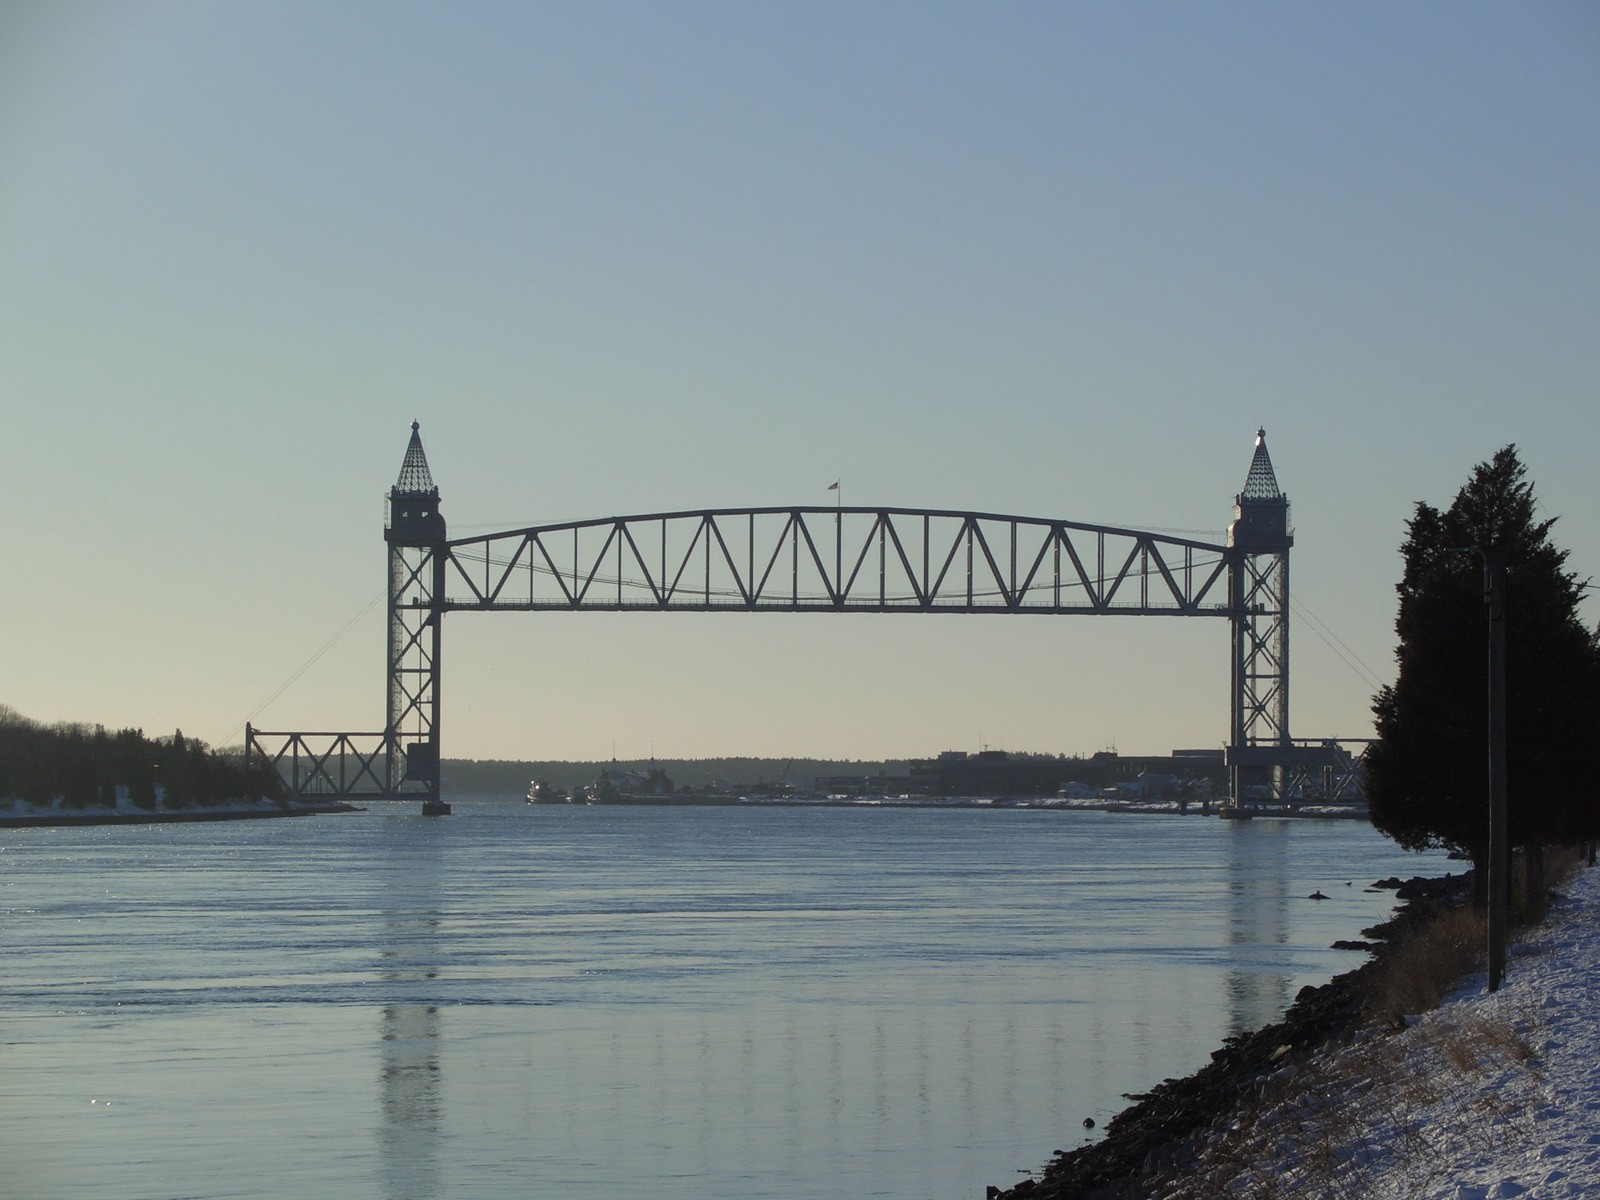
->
[0,801,1446,1199]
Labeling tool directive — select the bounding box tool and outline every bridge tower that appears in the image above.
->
[385,421,446,807]
[1226,428,1293,805]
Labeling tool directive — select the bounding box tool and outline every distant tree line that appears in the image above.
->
[441,756,918,796]
[0,707,283,809]
[443,750,1129,797]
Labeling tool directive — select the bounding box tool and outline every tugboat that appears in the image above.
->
[525,780,568,804]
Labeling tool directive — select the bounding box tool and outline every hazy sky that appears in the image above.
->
[4,2,1596,762]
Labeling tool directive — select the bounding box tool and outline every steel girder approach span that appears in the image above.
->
[247,424,1305,811]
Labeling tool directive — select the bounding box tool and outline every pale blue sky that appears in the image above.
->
[3,2,1597,762]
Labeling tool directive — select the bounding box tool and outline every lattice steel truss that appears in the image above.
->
[250,424,1302,809]
[243,728,388,795]
[442,508,1233,616]
[1279,739,1372,804]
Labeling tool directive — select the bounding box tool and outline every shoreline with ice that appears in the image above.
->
[0,796,359,827]
[991,861,1600,1199]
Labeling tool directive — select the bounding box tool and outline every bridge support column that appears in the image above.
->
[1228,549,1290,802]
[1226,429,1293,807]
[385,422,449,813]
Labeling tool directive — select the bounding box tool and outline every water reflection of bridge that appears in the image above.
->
[248,424,1367,812]
[377,830,445,1200]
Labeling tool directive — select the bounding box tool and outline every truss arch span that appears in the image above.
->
[440,506,1233,617]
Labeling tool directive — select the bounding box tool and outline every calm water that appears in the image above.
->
[0,802,1443,1199]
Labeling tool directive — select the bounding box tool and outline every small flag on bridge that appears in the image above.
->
[827,481,839,491]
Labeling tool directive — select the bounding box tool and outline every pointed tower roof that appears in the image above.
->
[1240,427,1283,501]
[393,420,438,496]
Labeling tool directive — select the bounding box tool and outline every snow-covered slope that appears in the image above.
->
[1164,862,1600,1200]
[1351,862,1600,1200]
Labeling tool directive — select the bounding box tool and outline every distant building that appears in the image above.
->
[907,747,1228,799]
[814,771,915,796]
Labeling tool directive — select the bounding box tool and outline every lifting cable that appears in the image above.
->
[217,591,384,749]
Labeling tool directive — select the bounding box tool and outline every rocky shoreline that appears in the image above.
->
[988,871,1472,1200]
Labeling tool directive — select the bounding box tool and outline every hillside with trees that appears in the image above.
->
[0,706,283,810]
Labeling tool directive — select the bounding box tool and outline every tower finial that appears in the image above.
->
[393,421,438,496]
[1240,428,1282,501]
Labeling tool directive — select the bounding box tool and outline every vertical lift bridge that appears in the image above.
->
[249,425,1357,811]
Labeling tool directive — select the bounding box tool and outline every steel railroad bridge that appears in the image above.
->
[247,424,1363,811]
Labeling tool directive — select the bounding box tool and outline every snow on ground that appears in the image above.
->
[0,795,323,823]
[1177,861,1600,1200]
[1353,861,1600,1200]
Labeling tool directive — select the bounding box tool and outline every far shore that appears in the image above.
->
[526,792,1371,819]
[0,799,360,828]
[3,792,1370,826]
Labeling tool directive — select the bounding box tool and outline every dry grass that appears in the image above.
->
[1366,903,1485,1026]
[1366,846,1582,1027]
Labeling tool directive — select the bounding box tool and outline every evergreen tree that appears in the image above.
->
[1366,447,1600,873]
